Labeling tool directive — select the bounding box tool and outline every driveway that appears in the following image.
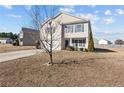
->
[0,49,41,62]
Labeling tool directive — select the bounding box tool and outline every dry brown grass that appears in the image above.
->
[0,48,124,87]
[0,44,35,53]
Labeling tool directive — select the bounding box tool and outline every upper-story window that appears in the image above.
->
[64,25,73,33]
[45,27,55,34]
[45,27,50,34]
[82,38,86,43]
[75,24,84,32]
[64,23,84,33]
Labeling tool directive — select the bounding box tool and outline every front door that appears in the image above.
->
[65,40,69,48]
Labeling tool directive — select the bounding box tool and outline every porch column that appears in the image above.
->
[70,38,72,46]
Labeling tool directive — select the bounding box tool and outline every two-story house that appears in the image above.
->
[19,27,39,46]
[40,12,93,50]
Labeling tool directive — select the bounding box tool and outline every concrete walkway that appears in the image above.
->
[0,49,41,62]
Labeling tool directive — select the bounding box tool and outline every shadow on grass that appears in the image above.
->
[54,60,80,65]
[94,48,116,53]
[53,59,94,65]
[53,60,96,68]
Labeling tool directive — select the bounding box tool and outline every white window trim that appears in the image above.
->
[75,24,84,32]
[64,23,84,33]
[66,25,73,33]
[72,38,86,47]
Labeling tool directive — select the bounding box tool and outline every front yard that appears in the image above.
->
[0,44,35,53]
[0,48,124,86]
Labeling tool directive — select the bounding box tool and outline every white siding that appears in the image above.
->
[40,21,62,51]
[0,40,6,44]
[40,13,90,50]
[64,23,89,49]
[54,13,86,24]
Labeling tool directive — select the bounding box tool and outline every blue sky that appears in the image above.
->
[0,5,124,41]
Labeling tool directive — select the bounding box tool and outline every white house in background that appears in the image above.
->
[98,39,112,45]
[0,38,12,44]
[94,38,99,44]
[40,12,93,50]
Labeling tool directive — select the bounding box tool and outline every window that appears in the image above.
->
[72,39,75,43]
[45,27,55,34]
[82,38,86,43]
[75,24,84,32]
[64,25,73,33]
[79,40,83,43]
[52,27,56,34]
[75,40,78,43]
[79,40,83,46]
[45,27,50,34]
[64,23,84,33]
[72,38,86,47]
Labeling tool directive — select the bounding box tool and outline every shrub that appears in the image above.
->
[12,39,19,46]
[115,39,124,45]
[66,46,75,51]
[36,40,41,49]
[84,48,88,52]
[80,48,83,51]
[79,48,88,52]
[12,41,16,46]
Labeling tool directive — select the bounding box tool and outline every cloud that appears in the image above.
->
[91,5,96,8]
[25,5,32,11]
[88,5,96,8]
[94,29,124,41]
[59,6,75,13]
[94,10,99,14]
[98,30,124,36]
[104,10,112,15]
[92,25,99,31]
[116,9,124,15]
[77,13,100,22]
[0,27,8,32]
[0,27,7,31]
[6,14,22,18]
[2,5,12,9]
[103,17,115,24]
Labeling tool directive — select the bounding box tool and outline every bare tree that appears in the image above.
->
[26,5,60,65]
[115,39,124,45]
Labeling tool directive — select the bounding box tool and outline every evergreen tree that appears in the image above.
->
[88,21,94,52]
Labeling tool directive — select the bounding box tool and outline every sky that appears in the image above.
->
[0,5,124,41]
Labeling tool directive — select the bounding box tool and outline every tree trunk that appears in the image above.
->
[49,52,53,65]
[49,24,53,65]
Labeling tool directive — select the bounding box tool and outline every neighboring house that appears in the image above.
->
[98,39,112,45]
[40,12,93,50]
[19,27,39,46]
[94,38,99,44]
[0,38,12,44]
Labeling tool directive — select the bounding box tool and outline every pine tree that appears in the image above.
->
[88,21,94,52]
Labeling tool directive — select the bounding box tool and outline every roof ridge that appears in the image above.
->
[54,12,89,21]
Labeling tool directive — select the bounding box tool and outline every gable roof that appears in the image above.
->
[54,12,89,22]
[99,39,112,43]
[41,12,89,27]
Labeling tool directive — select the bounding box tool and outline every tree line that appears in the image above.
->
[115,39,124,45]
[0,32,18,41]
